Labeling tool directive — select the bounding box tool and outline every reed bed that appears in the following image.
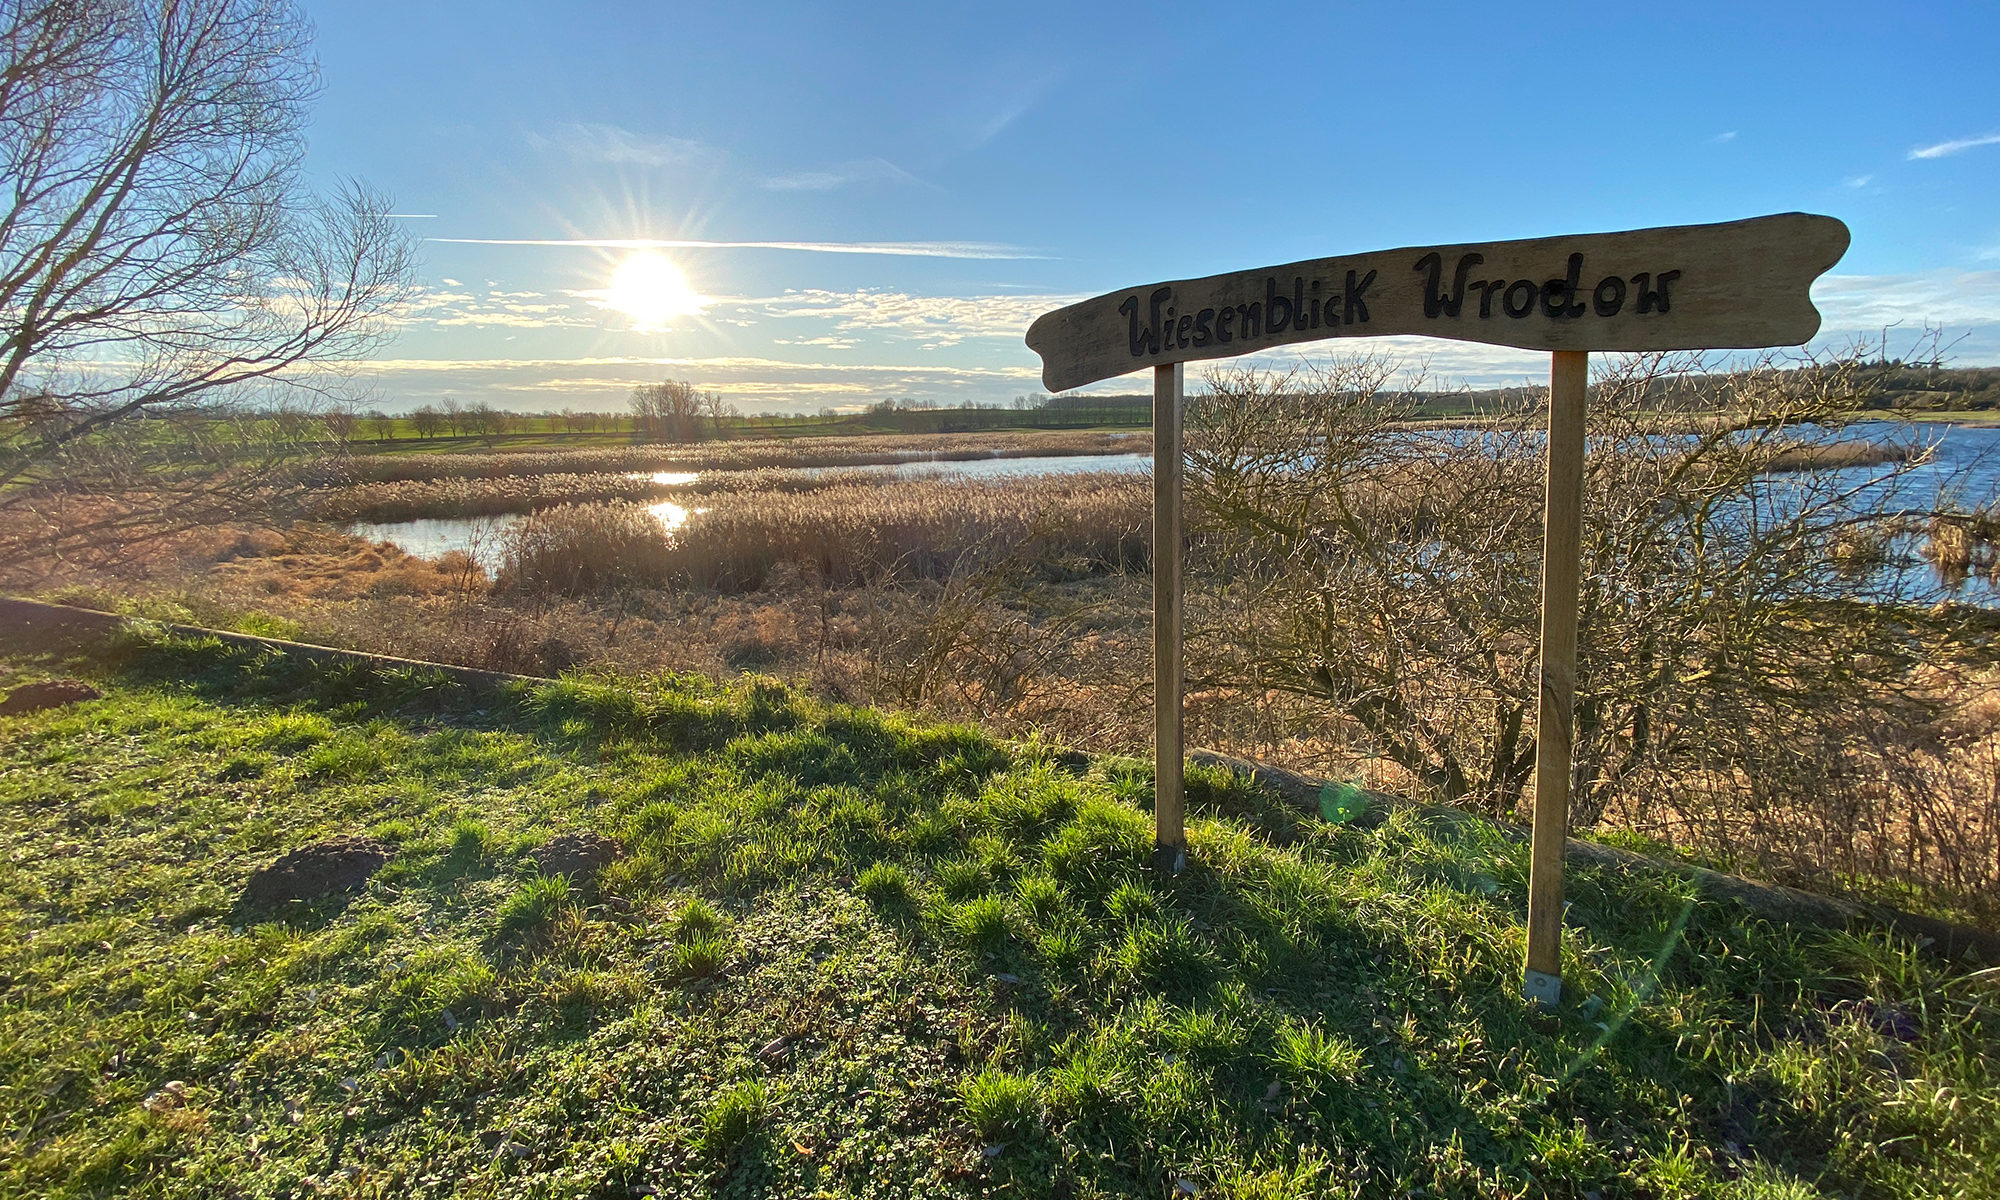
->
[1764,438,1915,472]
[664,475,1150,590]
[494,474,1151,595]
[331,430,1140,485]
[313,467,893,523]
[494,502,677,595]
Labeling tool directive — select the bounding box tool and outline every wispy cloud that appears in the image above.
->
[397,284,597,331]
[1812,269,2000,327]
[744,288,1085,346]
[525,122,720,168]
[427,236,1041,260]
[1844,174,1874,189]
[1710,130,1738,143]
[960,73,1056,149]
[761,157,927,192]
[1908,132,2000,160]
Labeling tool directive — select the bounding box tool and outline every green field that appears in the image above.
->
[2,635,1996,1198]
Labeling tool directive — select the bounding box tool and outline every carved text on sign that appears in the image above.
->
[1413,253,1679,323]
[1025,213,1850,391]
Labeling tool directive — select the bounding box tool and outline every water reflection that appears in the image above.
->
[646,499,697,532]
[350,501,697,576]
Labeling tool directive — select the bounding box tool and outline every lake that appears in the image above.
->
[348,423,1999,600]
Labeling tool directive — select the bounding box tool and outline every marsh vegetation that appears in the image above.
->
[12,354,2000,929]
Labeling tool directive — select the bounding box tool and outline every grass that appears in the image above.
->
[1,633,1997,1197]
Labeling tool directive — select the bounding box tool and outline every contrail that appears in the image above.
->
[427,237,1043,260]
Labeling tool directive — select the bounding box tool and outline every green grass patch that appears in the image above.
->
[0,631,1995,1197]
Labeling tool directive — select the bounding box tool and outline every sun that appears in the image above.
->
[596,251,704,331]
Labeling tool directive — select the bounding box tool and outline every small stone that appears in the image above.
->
[0,679,101,716]
[141,1080,188,1112]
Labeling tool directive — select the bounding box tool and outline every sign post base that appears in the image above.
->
[1522,969,1563,1008]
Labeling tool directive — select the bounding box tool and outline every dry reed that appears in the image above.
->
[1764,439,1914,472]
[657,474,1150,591]
[495,503,675,595]
[489,475,1150,596]
[313,467,903,523]
[330,430,1140,485]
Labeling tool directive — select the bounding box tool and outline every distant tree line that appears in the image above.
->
[258,357,2000,451]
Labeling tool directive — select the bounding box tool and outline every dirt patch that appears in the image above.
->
[0,679,103,716]
[242,836,391,905]
[530,831,623,881]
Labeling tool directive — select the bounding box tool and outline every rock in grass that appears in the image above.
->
[242,836,391,905]
[0,679,102,715]
[529,831,622,881]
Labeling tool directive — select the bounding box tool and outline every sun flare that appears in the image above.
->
[596,251,704,331]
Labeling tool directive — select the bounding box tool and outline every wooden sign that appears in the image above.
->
[1026,213,1848,391]
[1026,211,1849,1009]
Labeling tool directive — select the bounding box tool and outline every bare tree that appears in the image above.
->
[630,378,712,443]
[0,0,416,561]
[702,389,733,438]
[410,405,441,439]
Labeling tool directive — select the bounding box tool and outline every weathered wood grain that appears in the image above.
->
[1026,213,1848,391]
[1153,362,1186,869]
[1524,350,1590,1003]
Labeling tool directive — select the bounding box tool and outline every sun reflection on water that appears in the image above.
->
[646,499,700,534]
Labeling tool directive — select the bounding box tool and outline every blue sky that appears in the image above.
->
[304,1,2000,413]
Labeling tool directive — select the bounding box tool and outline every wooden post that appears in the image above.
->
[1524,349,1589,1006]
[1153,362,1187,874]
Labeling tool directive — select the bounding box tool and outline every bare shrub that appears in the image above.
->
[1186,349,1991,907]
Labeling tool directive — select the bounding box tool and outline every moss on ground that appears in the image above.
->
[0,631,1995,1198]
